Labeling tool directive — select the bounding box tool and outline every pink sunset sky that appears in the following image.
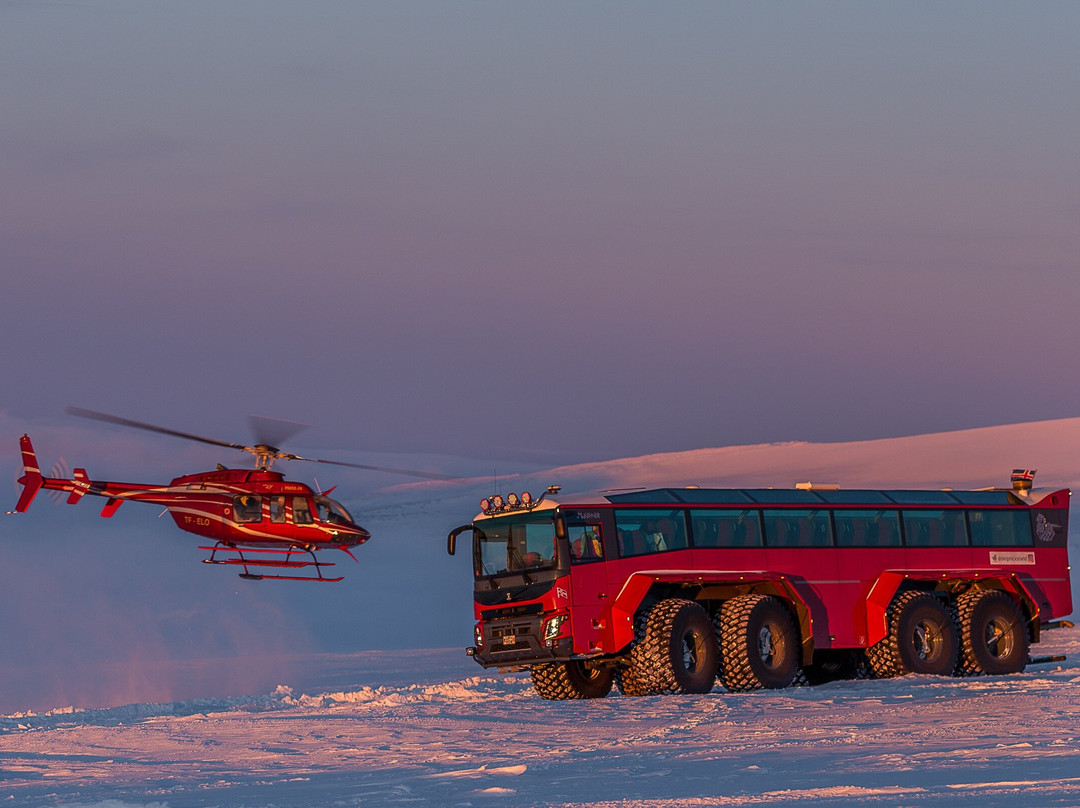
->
[2,2,1078,464]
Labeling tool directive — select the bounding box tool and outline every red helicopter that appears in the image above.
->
[13,407,452,582]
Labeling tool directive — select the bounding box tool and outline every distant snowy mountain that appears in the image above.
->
[364,416,1080,510]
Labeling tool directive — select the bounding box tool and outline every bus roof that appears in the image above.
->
[592,487,1067,508]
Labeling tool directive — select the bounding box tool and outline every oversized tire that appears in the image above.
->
[614,663,650,697]
[530,661,614,700]
[718,594,800,692]
[616,610,653,696]
[630,598,718,695]
[956,589,1029,676]
[866,591,958,678]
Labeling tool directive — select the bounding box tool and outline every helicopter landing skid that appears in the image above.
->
[198,544,344,582]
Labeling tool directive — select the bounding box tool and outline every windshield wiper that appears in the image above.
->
[506,545,533,585]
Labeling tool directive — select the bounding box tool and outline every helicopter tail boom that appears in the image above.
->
[14,436,104,513]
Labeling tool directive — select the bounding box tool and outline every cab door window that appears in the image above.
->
[569,522,605,563]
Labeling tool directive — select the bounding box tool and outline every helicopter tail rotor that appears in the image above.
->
[45,458,71,505]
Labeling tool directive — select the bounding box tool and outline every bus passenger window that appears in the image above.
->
[969,510,1032,547]
[690,509,762,548]
[834,510,902,547]
[763,509,832,547]
[902,510,968,547]
[614,509,688,556]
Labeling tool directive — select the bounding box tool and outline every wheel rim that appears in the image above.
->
[912,619,942,662]
[682,631,703,673]
[984,616,1014,660]
[758,625,778,668]
[579,664,602,683]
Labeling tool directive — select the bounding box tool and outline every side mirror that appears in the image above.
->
[447,524,472,556]
[554,514,567,541]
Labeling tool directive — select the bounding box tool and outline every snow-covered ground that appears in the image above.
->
[3,418,1080,806]
[2,627,1079,807]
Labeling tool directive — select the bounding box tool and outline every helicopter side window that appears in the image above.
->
[292,496,313,524]
[233,495,263,523]
[269,495,286,523]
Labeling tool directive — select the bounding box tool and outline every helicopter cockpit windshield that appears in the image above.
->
[314,495,355,525]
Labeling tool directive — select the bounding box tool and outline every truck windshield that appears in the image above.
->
[475,512,558,577]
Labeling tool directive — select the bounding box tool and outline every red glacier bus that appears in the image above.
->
[446,474,1072,699]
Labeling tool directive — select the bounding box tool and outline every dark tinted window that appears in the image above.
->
[887,491,959,505]
[762,509,833,547]
[814,490,894,505]
[747,490,825,504]
[606,489,684,503]
[675,489,756,504]
[968,510,1032,547]
[902,510,968,546]
[833,509,902,547]
[615,509,689,556]
[690,509,763,548]
[948,491,1016,506]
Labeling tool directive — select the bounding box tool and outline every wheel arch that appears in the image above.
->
[610,571,815,665]
[865,570,1042,648]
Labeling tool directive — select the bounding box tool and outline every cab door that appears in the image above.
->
[565,512,613,654]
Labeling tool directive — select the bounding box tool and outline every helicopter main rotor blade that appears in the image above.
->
[66,406,458,479]
[282,453,456,481]
[247,415,309,450]
[65,407,247,453]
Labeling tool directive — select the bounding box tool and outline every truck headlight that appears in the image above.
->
[542,614,567,642]
[474,624,484,648]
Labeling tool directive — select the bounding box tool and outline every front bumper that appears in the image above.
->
[468,614,573,667]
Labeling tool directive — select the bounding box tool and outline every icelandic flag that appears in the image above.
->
[1011,469,1037,485]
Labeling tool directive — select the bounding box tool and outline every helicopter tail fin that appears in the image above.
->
[68,468,91,504]
[15,435,44,512]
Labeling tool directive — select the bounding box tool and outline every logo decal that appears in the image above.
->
[990,551,1036,566]
[1035,513,1060,543]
